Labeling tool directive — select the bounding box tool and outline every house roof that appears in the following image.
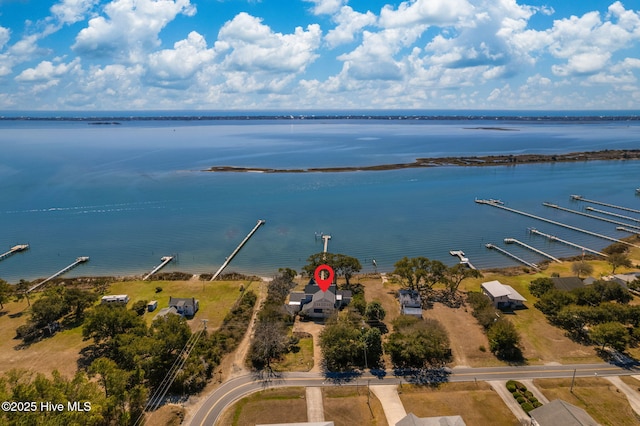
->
[257,422,334,426]
[502,285,527,302]
[399,289,421,307]
[529,399,597,426]
[481,280,511,298]
[396,413,466,426]
[551,277,585,292]
[402,307,423,317]
[169,297,197,307]
[288,292,306,304]
[153,307,179,320]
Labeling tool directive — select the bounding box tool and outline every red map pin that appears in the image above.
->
[314,264,335,292]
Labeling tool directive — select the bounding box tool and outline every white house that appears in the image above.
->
[481,280,526,309]
[101,295,129,305]
[168,296,199,317]
[398,289,422,318]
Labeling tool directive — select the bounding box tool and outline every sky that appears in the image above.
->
[1,0,640,111]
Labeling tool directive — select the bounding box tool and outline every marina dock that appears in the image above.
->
[0,244,29,262]
[28,256,90,292]
[528,228,606,257]
[617,226,640,236]
[475,198,640,249]
[485,243,539,270]
[449,250,476,269]
[210,219,266,281]
[570,195,640,215]
[504,238,561,263]
[143,256,174,281]
[543,202,640,231]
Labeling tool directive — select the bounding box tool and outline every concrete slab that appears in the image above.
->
[306,387,325,422]
[370,384,407,426]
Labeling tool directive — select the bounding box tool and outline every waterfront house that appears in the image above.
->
[398,289,422,318]
[396,413,466,426]
[481,280,526,309]
[551,276,586,292]
[168,296,199,317]
[288,278,351,319]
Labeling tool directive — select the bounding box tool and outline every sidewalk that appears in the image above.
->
[370,385,407,426]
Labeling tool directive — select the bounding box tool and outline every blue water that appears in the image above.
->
[1,118,639,283]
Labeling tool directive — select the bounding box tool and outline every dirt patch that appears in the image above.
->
[145,404,184,426]
[323,387,388,426]
[421,303,498,367]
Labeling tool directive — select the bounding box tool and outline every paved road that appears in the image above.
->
[187,363,639,426]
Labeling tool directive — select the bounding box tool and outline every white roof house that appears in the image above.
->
[481,280,526,308]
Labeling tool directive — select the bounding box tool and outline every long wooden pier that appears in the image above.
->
[28,256,90,292]
[475,199,640,248]
[570,195,640,214]
[449,250,476,269]
[143,256,174,281]
[617,226,640,235]
[528,228,607,257]
[543,202,640,231]
[503,238,561,263]
[0,244,29,262]
[210,219,266,281]
[485,243,539,270]
[585,206,640,223]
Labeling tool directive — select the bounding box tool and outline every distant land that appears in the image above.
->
[205,149,640,174]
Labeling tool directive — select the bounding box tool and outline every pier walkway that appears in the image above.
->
[210,220,266,281]
[529,228,606,257]
[0,244,29,262]
[143,256,174,281]
[543,202,640,231]
[449,250,476,269]
[571,195,640,215]
[617,226,640,236]
[586,206,640,223]
[28,256,90,292]
[475,199,640,249]
[485,243,539,270]
[504,238,561,263]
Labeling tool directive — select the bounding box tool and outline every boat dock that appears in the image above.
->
[485,243,539,270]
[143,256,174,281]
[504,238,561,263]
[528,228,607,257]
[449,250,476,269]
[210,219,266,281]
[475,198,640,249]
[28,256,90,292]
[571,195,640,215]
[543,202,640,231]
[585,206,640,223]
[617,226,640,235]
[0,244,29,262]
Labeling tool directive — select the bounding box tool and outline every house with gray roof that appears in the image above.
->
[398,289,422,318]
[529,399,597,426]
[287,278,351,319]
[168,296,199,317]
[396,413,466,426]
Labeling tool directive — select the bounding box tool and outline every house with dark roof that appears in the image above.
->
[529,399,597,426]
[287,278,351,319]
[481,280,526,309]
[551,276,586,292]
[168,296,199,317]
[398,289,422,318]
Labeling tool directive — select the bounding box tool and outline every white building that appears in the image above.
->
[480,280,526,309]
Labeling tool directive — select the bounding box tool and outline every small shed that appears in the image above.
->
[147,300,158,312]
[101,295,129,305]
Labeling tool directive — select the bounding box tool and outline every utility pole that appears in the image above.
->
[570,368,577,393]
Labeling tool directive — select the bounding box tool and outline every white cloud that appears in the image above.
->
[147,31,214,87]
[0,26,9,50]
[379,0,474,28]
[73,0,196,62]
[216,12,321,74]
[552,52,611,76]
[325,6,376,48]
[15,58,81,82]
[304,0,345,16]
[51,0,100,25]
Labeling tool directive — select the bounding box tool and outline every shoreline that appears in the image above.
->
[204,149,640,174]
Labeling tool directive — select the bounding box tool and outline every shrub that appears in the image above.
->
[521,402,534,413]
[513,392,521,400]
[533,401,543,408]
[529,397,538,404]
[479,345,487,352]
[515,381,527,392]
[524,391,534,399]
[506,381,517,392]
[516,396,526,404]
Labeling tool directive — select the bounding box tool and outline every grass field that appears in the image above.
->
[272,336,314,372]
[322,387,387,426]
[399,382,519,426]
[0,278,253,377]
[218,388,308,426]
[533,377,640,425]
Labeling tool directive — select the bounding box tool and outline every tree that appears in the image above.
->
[64,287,98,321]
[534,290,575,318]
[385,316,451,369]
[608,253,632,274]
[29,287,68,327]
[320,312,364,371]
[0,279,13,309]
[444,264,481,295]
[487,318,522,361]
[365,301,386,323]
[528,277,554,298]
[571,261,594,278]
[14,279,30,306]
[603,243,628,255]
[248,321,290,370]
[592,280,632,304]
[83,304,146,349]
[590,321,629,352]
[392,257,446,292]
[333,254,362,286]
[362,327,383,369]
